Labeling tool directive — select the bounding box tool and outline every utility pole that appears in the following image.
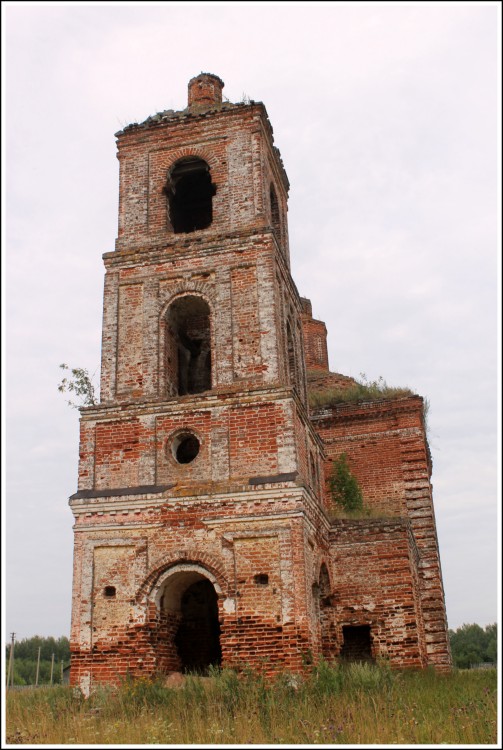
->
[50,653,55,685]
[35,646,41,687]
[7,633,15,689]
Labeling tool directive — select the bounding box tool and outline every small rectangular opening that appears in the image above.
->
[254,574,269,585]
[340,625,373,662]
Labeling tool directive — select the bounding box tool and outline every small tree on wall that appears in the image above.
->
[329,453,364,513]
[58,364,97,408]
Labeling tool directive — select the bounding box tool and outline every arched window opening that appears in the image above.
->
[286,320,301,394]
[312,582,321,621]
[319,564,331,605]
[270,183,281,237]
[165,295,212,396]
[310,452,318,494]
[165,157,216,233]
[286,319,297,390]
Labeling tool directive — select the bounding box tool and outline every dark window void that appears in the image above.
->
[319,564,331,605]
[104,586,116,598]
[254,574,269,585]
[318,565,333,660]
[174,579,222,674]
[165,295,211,396]
[270,184,281,237]
[174,433,200,464]
[310,452,318,493]
[286,319,297,389]
[312,582,321,620]
[340,625,373,662]
[166,157,216,233]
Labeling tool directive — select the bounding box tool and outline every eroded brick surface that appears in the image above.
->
[69,74,451,693]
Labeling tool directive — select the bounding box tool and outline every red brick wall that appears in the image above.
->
[328,519,427,668]
[311,397,451,670]
[300,298,329,373]
[69,506,319,689]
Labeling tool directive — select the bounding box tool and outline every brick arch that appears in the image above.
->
[148,146,222,235]
[311,558,332,591]
[164,146,220,175]
[317,560,332,596]
[159,283,217,321]
[137,549,229,607]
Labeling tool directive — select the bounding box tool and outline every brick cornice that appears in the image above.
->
[106,227,277,267]
[310,395,424,425]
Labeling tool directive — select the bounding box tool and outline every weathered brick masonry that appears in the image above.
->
[69,73,451,693]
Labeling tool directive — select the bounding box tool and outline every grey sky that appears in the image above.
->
[3,2,500,641]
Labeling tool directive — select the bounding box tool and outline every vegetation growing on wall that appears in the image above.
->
[328,453,365,515]
[309,373,416,410]
[58,364,97,408]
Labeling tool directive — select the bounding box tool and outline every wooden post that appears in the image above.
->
[50,653,55,685]
[35,646,41,686]
[7,633,15,689]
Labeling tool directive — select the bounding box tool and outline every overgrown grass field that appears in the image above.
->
[5,662,498,745]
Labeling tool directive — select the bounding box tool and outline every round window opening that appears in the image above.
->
[173,433,200,464]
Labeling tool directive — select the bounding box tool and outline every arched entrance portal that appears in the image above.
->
[154,565,222,674]
[175,579,222,672]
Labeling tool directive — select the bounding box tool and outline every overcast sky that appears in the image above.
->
[3,2,500,643]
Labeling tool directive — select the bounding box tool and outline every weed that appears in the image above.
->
[309,372,416,410]
[5,666,497,745]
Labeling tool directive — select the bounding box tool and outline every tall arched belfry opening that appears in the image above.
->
[69,74,451,692]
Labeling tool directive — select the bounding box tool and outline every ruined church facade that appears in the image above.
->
[69,74,451,692]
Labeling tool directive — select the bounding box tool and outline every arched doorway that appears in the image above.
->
[154,566,222,674]
[175,579,222,672]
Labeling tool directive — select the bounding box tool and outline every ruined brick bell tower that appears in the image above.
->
[69,74,327,691]
[69,74,451,693]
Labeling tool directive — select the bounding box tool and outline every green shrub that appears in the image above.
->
[329,453,364,513]
[341,660,394,693]
[309,659,343,696]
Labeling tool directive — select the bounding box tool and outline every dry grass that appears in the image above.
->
[326,504,400,521]
[5,662,498,745]
[308,375,416,411]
